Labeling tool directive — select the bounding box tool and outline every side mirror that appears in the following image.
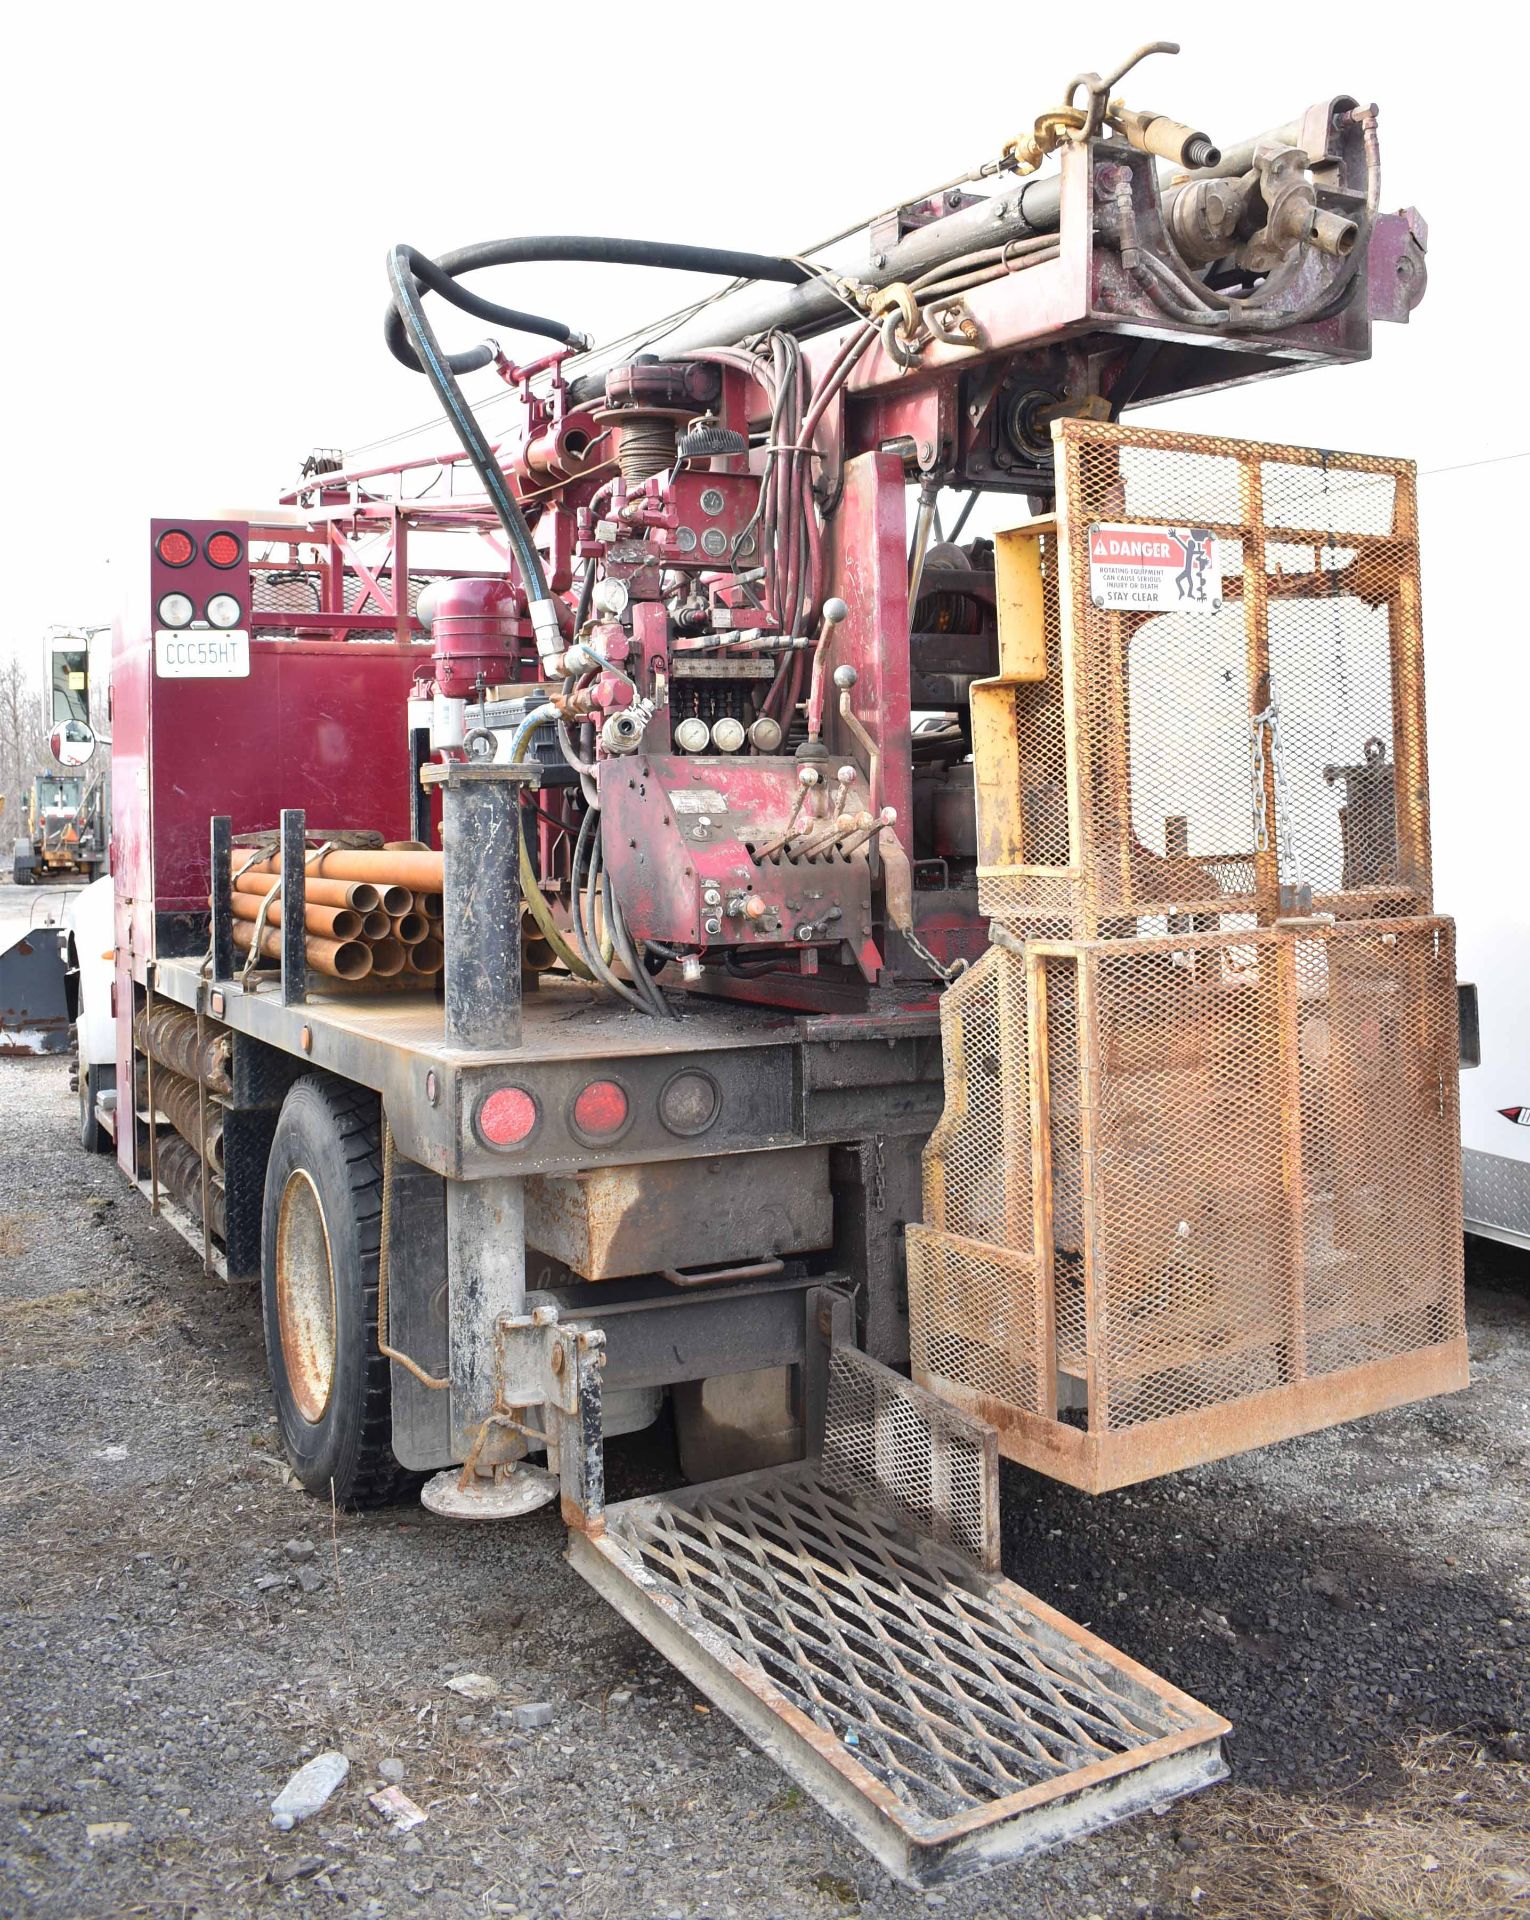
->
[49,721,97,768]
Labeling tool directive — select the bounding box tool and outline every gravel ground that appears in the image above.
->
[1,1023,1526,1919]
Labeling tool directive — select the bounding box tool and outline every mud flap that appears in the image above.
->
[566,1351,1228,1887]
[0,924,70,1055]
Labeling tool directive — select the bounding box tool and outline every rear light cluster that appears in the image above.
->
[154,526,247,630]
[473,1069,721,1152]
[156,528,243,569]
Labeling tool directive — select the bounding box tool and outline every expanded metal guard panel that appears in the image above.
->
[820,1346,1000,1570]
[250,572,426,617]
[573,1463,1227,1883]
[923,421,1463,1490]
[977,420,1431,937]
[912,917,1467,1491]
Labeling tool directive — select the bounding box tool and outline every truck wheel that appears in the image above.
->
[261,1075,403,1508]
[79,1058,114,1153]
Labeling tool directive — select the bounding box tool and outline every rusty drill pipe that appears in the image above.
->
[361,908,392,940]
[232,917,373,981]
[229,869,380,913]
[302,848,444,890]
[367,938,408,978]
[420,892,444,918]
[408,937,444,975]
[391,911,429,946]
[226,892,363,942]
[235,848,442,890]
[133,1004,232,1094]
[378,884,414,916]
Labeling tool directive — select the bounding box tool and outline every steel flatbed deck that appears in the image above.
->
[148,959,943,1180]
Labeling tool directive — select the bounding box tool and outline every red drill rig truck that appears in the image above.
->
[80,47,1459,1884]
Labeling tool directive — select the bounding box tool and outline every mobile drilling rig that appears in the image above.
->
[78,47,1458,1883]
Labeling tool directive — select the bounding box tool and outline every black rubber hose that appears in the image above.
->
[385,235,811,376]
[386,243,551,611]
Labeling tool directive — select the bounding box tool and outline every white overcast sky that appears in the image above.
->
[3,3,1526,1099]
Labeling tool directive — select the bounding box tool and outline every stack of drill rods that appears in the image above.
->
[232,916,373,980]
[223,856,446,986]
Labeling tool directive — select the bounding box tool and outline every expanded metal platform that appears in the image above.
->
[569,1353,1227,1886]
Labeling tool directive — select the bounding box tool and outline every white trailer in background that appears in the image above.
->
[1457,914,1530,1252]
[1425,458,1530,1253]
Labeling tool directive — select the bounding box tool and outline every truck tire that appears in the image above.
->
[79,1058,114,1153]
[261,1075,403,1508]
[13,840,35,885]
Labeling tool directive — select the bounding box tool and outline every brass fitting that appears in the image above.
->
[1108,103,1220,170]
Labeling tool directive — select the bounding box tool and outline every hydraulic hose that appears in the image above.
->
[509,705,593,981]
[572,803,650,1015]
[386,244,564,665]
[384,236,811,377]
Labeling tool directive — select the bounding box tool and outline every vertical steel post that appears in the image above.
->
[552,1331,607,1534]
[420,762,538,1050]
[409,722,433,846]
[209,815,235,982]
[143,961,160,1215]
[445,1176,527,1459]
[195,983,212,1278]
[279,809,307,1007]
[418,760,544,1478]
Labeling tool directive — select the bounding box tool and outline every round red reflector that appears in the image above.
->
[156,529,195,567]
[477,1086,538,1147]
[572,1079,629,1139]
[205,530,243,569]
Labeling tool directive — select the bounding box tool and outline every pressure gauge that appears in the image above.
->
[711,717,746,753]
[674,716,711,754]
[748,716,783,754]
[592,577,630,618]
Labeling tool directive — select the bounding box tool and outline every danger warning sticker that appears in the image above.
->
[1087,523,1222,613]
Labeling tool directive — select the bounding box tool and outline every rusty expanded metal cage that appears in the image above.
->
[914,420,1465,1492]
[819,1346,1001,1570]
[976,420,1432,937]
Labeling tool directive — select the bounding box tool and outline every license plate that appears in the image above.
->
[154,631,250,678]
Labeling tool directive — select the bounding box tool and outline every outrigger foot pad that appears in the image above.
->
[421,1462,559,1520]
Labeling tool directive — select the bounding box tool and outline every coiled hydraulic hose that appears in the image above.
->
[387,244,563,664]
[384,236,811,377]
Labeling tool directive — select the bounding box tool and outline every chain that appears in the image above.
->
[871,1133,887,1214]
[901,920,968,983]
[1250,705,1271,854]
[1250,701,1305,889]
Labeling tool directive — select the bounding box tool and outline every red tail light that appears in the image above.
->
[205,530,243,569]
[476,1086,539,1147]
[572,1079,629,1140]
[156,529,196,567]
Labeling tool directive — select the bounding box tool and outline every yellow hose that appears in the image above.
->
[512,726,600,979]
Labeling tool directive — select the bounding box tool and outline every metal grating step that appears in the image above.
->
[569,1435,1228,1884]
